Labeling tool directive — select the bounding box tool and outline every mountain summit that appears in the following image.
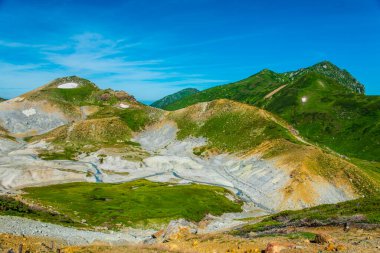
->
[0,76,139,137]
[284,61,365,94]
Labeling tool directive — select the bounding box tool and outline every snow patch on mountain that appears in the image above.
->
[58,82,78,89]
[119,103,130,109]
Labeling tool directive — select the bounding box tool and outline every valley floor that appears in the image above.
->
[0,118,379,252]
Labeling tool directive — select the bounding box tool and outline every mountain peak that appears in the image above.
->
[312,60,336,68]
[179,88,200,93]
[283,61,365,94]
[257,68,277,75]
[46,76,99,89]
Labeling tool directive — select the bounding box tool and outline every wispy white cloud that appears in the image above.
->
[0,61,65,98]
[0,33,226,101]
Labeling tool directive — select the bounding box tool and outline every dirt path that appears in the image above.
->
[264,84,287,99]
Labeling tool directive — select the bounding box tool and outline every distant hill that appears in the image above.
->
[0,76,149,138]
[161,61,379,161]
[0,97,6,102]
[151,88,199,109]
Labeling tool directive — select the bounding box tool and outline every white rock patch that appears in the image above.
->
[58,82,78,89]
[119,103,130,109]
[22,108,36,117]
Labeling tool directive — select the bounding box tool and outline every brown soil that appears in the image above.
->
[1,226,379,253]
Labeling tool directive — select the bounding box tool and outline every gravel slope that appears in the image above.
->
[0,216,155,245]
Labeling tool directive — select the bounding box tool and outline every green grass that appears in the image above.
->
[151,88,199,109]
[23,180,242,229]
[172,105,297,153]
[0,126,16,141]
[233,195,380,236]
[235,220,282,233]
[118,109,154,131]
[30,117,150,162]
[283,232,316,240]
[28,76,100,107]
[164,69,286,111]
[90,106,158,132]
[38,146,78,161]
[351,159,380,185]
[263,73,380,162]
[160,62,379,162]
[269,196,380,223]
[255,232,316,240]
[0,195,79,227]
[47,86,96,105]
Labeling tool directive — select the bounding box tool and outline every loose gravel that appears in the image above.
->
[0,216,155,245]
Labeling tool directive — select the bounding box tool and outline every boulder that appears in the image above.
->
[336,244,346,251]
[315,233,335,244]
[158,219,197,242]
[265,242,295,253]
[152,229,164,239]
[325,243,336,251]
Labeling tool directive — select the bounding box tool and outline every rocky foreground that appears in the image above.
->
[1,224,380,253]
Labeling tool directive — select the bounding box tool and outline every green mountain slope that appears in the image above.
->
[169,99,297,153]
[259,72,380,161]
[163,69,285,110]
[168,99,378,196]
[151,88,199,108]
[162,62,379,161]
[163,61,364,110]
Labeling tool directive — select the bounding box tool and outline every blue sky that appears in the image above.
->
[0,0,379,103]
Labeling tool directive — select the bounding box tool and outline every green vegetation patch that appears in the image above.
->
[0,125,16,141]
[38,146,78,161]
[164,70,286,111]
[233,196,380,236]
[151,88,200,109]
[351,159,380,186]
[255,232,316,240]
[0,195,79,227]
[268,196,380,224]
[118,109,154,131]
[90,106,158,132]
[283,232,316,240]
[47,86,96,105]
[23,180,242,229]
[160,62,378,162]
[235,220,282,234]
[29,117,148,161]
[28,76,100,109]
[263,73,380,162]
[172,107,296,153]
